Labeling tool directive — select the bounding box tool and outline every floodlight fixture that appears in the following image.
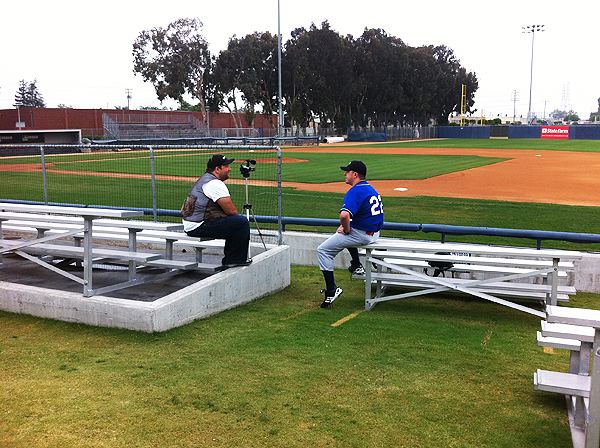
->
[522,24,545,125]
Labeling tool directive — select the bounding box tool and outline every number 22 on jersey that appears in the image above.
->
[369,195,383,216]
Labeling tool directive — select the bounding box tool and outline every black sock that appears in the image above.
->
[322,270,336,291]
[348,247,360,266]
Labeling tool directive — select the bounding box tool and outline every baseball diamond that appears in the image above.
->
[282,143,600,207]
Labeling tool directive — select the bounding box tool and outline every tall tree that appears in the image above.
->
[131,19,479,129]
[209,32,279,128]
[283,21,355,130]
[132,18,211,123]
[401,45,477,125]
[282,27,316,128]
[426,45,478,125]
[354,29,408,127]
[14,79,46,108]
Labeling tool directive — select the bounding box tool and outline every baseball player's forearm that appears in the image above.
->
[339,211,351,234]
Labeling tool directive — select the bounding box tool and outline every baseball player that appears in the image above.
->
[317,160,383,308]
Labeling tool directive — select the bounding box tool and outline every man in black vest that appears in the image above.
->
[183,155,251,269]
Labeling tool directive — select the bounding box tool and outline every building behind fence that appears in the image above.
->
[0,108,440,143]
[0,108,278,140]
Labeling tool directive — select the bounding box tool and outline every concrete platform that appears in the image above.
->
[0,243,290,332]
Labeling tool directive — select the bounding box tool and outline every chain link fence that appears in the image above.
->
[0,144,283,243]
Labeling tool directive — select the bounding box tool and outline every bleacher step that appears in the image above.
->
[536,331,581,351]
[533,369,591,397]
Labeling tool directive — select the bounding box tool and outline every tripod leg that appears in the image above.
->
[244,175,268,255]
[250,208,268,251]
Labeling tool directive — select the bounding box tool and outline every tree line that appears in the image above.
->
[132,18,478,129]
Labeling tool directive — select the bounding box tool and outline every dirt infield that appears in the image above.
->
[282,145,600,207]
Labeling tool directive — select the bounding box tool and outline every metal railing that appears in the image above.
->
[2,197,598,250]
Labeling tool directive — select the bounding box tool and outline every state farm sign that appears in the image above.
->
[541,126,569,139]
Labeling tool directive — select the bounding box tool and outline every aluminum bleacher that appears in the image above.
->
[103,113,208,140]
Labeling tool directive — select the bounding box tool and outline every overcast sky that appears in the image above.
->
[1,0,598,121]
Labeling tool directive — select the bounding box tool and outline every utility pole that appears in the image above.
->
[125,88,132,110]
[511,90,519,123]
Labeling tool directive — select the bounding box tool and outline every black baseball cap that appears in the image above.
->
[207,154,235,169]
[340,160,367,176]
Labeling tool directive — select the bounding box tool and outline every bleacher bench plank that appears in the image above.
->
[0,212,85,226]
[547,305,600,328]
[143,259,198,270]
[541,321,595,343]
[363,239,583,261]
[371,249,575,269]
[0,213,183,231]
[12,243,162,263]
[534,369,591,397]
[143,259,218,273]
[537,331,581,351]
[377,257,568,278]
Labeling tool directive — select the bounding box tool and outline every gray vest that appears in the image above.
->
[185,172,218,223]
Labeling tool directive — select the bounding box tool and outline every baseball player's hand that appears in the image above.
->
[337,225,350,235]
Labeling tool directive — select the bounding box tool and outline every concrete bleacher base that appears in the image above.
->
[0,245,290,333]
[1,230,600,332]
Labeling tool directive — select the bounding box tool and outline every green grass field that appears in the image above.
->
[2,266,598,448]
[280,152,509,183]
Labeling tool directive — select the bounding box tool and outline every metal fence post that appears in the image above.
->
[149,146,158,222]
[40,146,49,205]
[277,146,283,245]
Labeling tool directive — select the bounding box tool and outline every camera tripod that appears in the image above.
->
[240,159,267,256]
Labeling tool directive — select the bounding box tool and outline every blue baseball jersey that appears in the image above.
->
[341,181,383,232]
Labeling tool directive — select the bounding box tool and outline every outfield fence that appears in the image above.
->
[280,125,437,141]
[0,144,283,244]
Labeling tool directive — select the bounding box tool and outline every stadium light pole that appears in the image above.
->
[277,0,283,138]
[522,24,544,125]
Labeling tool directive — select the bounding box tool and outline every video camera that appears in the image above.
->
[240,159,256,178]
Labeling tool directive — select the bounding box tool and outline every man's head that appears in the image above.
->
[340,160,367,185]
[206,154,235,180]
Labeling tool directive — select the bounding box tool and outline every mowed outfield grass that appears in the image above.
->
[280,153,509,183]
